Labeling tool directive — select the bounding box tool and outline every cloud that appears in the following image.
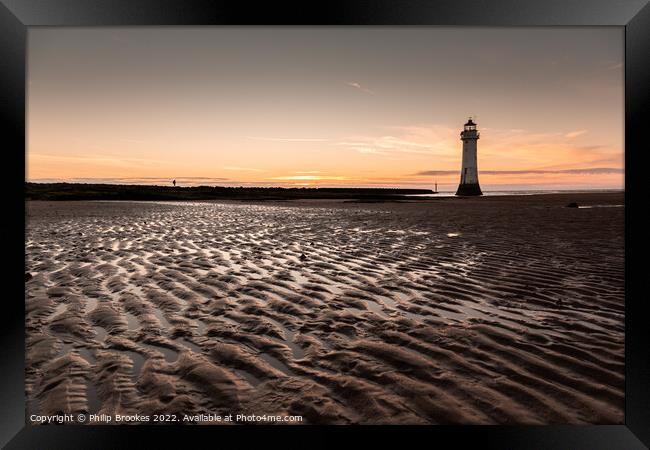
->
[333,123,622,189]
[565,130,587,139]
[221,166,261,172]
[413,167,623,176]
[336,135,442,156]
[345,81,375,95]
[335,143,389,155]
[246,136,328,142]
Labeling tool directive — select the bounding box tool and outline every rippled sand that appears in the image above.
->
[25,193,624,424]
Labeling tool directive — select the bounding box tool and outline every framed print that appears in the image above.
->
[1,0,649,448]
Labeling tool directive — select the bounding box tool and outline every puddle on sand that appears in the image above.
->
[578,204,624,209]
[351,227,380,234]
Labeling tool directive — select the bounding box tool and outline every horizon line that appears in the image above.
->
[25,180,625,192]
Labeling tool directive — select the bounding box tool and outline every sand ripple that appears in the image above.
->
[25,194,624,424]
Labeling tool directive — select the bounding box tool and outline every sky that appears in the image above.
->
[27,27,624,191]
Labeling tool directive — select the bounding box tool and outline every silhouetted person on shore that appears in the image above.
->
[173,179,176,187]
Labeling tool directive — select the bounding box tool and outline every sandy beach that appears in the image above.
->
[25,192,624,424]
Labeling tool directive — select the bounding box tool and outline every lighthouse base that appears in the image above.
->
[455,183,483,196]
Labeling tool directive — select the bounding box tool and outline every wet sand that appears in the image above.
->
[25,192,624,424]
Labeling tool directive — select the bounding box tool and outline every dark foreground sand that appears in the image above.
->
[25,193,624,424]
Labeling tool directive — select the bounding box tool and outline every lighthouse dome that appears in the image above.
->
[463,118,478,132]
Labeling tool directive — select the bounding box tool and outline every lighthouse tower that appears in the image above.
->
[455,118,483,196]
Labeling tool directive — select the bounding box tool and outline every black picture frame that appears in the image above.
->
[2,1,648,448]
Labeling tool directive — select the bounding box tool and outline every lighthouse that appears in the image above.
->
[455,118,483,196]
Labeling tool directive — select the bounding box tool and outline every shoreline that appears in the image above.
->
[25,182,623,203]
[25,190,625,204]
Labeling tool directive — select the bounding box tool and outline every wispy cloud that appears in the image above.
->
[565,129,587,139]
[246,136,328,142]
[335,142,389,155]
[221,166,262,172]
[335,123,621,176]
[414,167,623,176]
[345,81,375,95]
[336,134,442,156]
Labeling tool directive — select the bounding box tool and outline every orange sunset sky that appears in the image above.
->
[27,27,624,191]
